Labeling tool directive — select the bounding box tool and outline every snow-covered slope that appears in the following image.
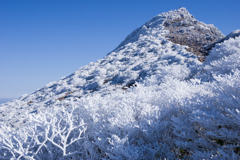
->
[1,8,240,159]
[0,8,223,129]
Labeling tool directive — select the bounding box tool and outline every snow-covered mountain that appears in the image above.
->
[0,8,224,128]
[0,8,240,159]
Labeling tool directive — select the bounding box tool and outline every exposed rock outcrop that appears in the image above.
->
[205,29,240,52]
[163,8,225,61]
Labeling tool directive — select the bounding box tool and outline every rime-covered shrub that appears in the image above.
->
[0,105,87,160]
[0,38,240,159]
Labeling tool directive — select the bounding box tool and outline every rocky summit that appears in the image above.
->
[163,8,225,60]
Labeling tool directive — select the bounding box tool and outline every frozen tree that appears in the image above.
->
[0,104,87,160]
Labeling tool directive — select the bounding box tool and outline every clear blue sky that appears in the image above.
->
[0,0,239,100]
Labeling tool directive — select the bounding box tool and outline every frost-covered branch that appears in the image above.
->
[0,105,87,159]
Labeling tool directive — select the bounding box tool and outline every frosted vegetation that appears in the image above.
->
[0,8,240,159]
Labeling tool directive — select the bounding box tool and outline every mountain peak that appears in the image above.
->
[117,7,225,61]
[163,8,224,61]
[0,8,226,128]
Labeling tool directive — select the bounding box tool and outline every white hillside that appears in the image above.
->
[0,8,222,128]
[0,8,240,159]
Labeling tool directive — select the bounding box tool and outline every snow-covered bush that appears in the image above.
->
[1,38,239,159]
[0,105,87,160]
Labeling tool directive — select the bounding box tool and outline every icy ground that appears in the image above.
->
[0,8,240,159]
